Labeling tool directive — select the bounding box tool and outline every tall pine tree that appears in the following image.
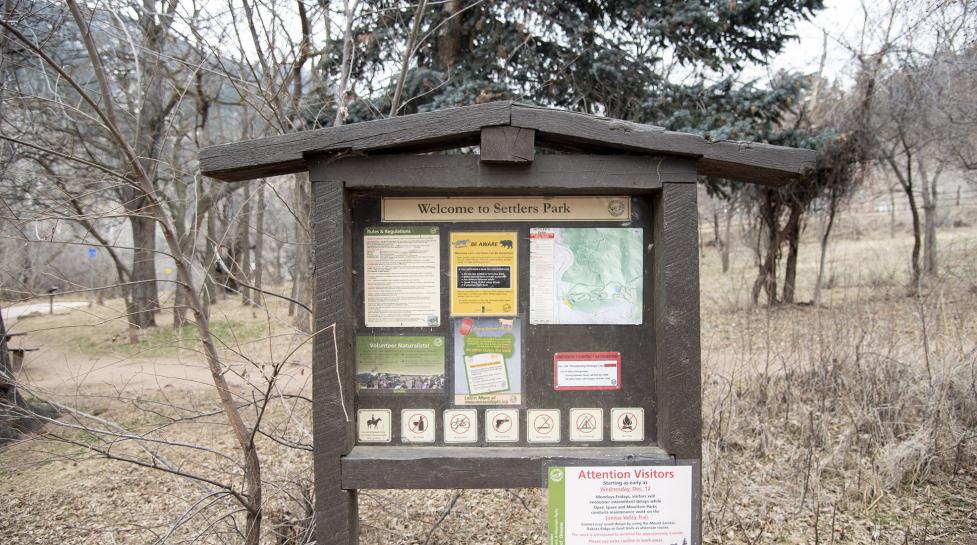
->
[318,0,823,123]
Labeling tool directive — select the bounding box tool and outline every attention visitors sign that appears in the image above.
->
[547,465,693,545]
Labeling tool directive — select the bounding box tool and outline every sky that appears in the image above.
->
[750,1,868,84]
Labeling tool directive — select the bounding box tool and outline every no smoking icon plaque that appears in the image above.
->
[569,408,603,442]
[485,409,519,442]
[401,409,435,443]
[443,409,477,443]
[527,409,560,443]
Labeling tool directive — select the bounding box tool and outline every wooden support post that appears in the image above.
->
[312,180,357,545]
[480,126,535,164]
[653,181,701,459]
[653,180,702,544]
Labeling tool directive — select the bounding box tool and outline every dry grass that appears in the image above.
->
[1,219,976,544]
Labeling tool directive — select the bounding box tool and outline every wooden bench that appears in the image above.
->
[8,347,37,373]
[3,333,35,373]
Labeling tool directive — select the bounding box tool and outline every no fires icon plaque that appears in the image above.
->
[610,407,644,442]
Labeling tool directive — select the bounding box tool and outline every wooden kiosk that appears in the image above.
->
[200,101,815,545]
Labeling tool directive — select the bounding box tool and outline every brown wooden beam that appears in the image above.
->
[200,101,513,181]
[311,181,357,545]
[511,104,817,186]
[652,182,702,460]
[341,446,671,489]
[480,126,535,163]
[309,154,696,192]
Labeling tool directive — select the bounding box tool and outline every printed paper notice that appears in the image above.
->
[530,228,642,325]
[453,317,521,405]
[465,352,509,394]
[355,336,445,391]
[554,352,621,391]
[450,232,517,316]
[548,465,693,545]
[364,226,440,327]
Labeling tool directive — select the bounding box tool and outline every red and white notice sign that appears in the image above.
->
[554,352,621,390]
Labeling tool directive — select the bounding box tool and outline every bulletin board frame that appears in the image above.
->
[199,102,817,545]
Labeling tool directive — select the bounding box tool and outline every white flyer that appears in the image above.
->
[364,227,440,327]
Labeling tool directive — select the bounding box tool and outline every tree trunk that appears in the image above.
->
[889,184,897,239]
[129,214,159,328]
[173,277,187,328]
[751,191,781,306]
[238,183,253,305]
[710,202,722,262]
[918,159,939,276]
[812,189,838,306]
[722,198,734,273]
[901,157,923,293]
[438,0,462,70]
[253,182,265,306]
[0,302,15,422]
[781,201,804,304]
[290,172,313,331]
[333,0,355,126]
[202,209,219,315]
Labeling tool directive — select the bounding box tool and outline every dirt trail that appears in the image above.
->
[15,345,236,395]
[2,301,91,324]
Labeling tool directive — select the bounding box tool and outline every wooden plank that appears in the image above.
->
[311,154,695,191]
[652,182,702,460]
[480,126,535,163]
[511,105,704,158]
[201,100,814,186]
[200,101,513,181]
[311,180,357,545]
[341,446,671,489]
[511,104,817,186]
[695,143,819,186]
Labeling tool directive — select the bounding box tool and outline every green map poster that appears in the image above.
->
[355,336,445,391]
[529,228,643,325]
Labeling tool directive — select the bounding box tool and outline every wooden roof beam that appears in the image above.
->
[199,101,817,186]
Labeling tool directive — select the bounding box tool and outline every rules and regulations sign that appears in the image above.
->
[450,231,517,316]
[364,226,440,327]
[554,352,621,390]
[382,196,631,222]
[547,465,693,545]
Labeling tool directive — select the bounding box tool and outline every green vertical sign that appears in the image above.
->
[547,466,566,545]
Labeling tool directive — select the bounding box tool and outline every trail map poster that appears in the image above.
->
[453,317,522,405]
[547,465,693,545]
[530,228,643,325]
[450,232,517,316]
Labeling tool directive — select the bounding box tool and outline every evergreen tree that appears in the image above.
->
[318,0,824,123]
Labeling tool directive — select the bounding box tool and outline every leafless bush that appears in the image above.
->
[702,266,977,542]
